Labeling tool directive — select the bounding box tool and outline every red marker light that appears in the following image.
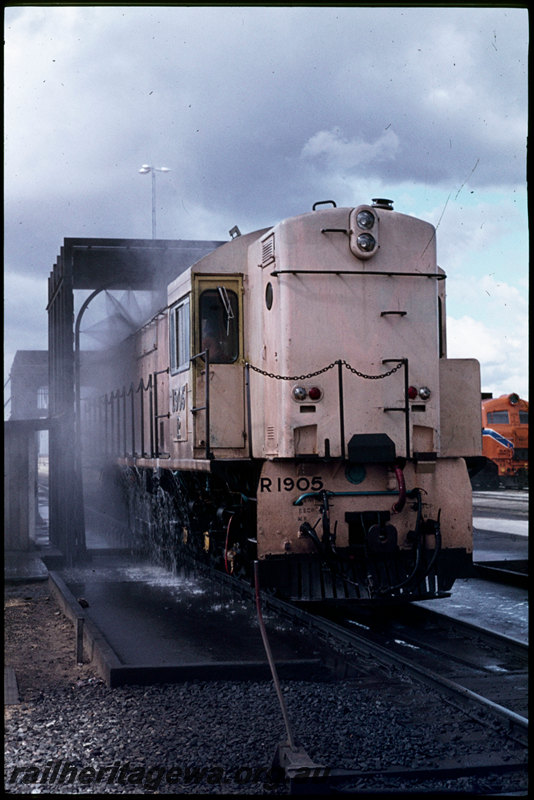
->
[408,386,418,399]
[308,386,322,401]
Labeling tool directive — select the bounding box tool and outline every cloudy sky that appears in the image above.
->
[4,5,529,408]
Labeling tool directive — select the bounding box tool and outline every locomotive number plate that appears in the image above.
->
[259,476,324,493]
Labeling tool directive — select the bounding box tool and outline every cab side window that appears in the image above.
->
[170,297,190,373]
[199,288,239,363]
[487,410,509,424]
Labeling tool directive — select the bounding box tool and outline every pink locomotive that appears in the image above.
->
[84,199,482,604]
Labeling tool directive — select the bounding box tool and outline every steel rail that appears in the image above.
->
[264,592,529,745]
[190,557,528,746]
[172,554,528,793]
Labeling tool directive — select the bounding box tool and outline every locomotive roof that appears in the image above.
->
[482,393,528,409]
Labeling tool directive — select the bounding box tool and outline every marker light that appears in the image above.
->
[418,386,431,400]
[293,386,307,401]
[308,386,322,401]
[408,386,418,399]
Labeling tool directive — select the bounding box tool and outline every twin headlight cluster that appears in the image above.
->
[354,209,377,253]
[349,204,380,259]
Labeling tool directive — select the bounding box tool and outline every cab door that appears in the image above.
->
[192,275,246,452]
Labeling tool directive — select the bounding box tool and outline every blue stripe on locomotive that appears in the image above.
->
[482,428,514,449]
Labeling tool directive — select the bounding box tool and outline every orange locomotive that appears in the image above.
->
[471,393,528,489]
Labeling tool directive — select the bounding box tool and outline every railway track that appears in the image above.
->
[472,489,528,513]
[191,558,529,743]
[49,545,528,794]
[274,603,527,740]
[473,559,528,588]
[216,562,529,793]
[326,604,528,725]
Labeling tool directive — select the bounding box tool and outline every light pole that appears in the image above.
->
[138,164,171,239]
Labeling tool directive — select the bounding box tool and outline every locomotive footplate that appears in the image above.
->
[255,552,453,605]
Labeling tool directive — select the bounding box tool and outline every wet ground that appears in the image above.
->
[6,490,528,680]
[413,516,528,644]
[61,554,320,669]
[415,575,528,644]
[55,517,528,683]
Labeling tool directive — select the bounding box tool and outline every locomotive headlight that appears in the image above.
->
[356,210,375,230]
[356,233,376,252]
[350,205,379,260]
[509,393,519,405]
[293,386,307,401]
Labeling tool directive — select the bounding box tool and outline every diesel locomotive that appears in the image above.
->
[83,199,482,604]
[470,393,528,489]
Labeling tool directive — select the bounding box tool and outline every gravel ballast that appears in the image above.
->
[4,582,528,795]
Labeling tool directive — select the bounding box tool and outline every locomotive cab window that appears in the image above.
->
[487,410,510,424]
[170,296,190,373]
[519,410,528,424]
[199,288,239,363]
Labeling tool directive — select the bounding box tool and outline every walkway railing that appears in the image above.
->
[83,368,169,460]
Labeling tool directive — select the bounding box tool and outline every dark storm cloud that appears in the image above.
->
[122,5,527,222]
[6,7,527,208]
[4,5,528,394]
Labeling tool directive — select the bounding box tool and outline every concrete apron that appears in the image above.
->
[48,556,324,688]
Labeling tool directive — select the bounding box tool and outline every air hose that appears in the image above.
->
[391,465,406,514]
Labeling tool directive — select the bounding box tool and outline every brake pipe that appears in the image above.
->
[391,465,406,514]
[378,489,424,595]
[423,510,442,576]
[299,521,325,557]
[293,489,401,506]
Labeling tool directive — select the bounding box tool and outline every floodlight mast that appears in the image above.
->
[138,165,171,238]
